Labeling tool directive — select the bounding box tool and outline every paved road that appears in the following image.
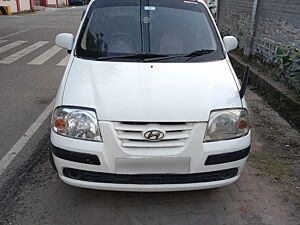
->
[0,7,83,160]
[0,6,299,225]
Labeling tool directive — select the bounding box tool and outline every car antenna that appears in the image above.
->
[239,66,249,99]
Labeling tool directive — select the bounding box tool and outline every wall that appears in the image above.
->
[0,0,18,12]
[57,0,66,5]
[0,0,67,13]
[217,0,300,62]
[252,0,300,62]
[19,0,30,11]
[47,0,67,7]
[47,0,56,6]
[217,0,255,56]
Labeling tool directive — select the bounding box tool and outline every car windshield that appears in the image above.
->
[76,0,224,62]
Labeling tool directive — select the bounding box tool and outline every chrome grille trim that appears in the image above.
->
[114,122,193,148]
[114,123,193,132]
[122,140,186,148]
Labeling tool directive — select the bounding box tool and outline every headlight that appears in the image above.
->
[51,107,102,142]
[204,108,249,142]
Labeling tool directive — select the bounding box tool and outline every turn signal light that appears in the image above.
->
[54,119,66,133]
[239,120,248,129]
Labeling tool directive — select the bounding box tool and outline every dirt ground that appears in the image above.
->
[247,87,300,201]
[0,89,299,225]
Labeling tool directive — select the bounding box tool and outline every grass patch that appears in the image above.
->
[249,151,293,183]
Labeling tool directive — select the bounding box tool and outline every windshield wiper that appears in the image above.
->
[143,49,215,62]
[95,50,214,62]
[96,53,168,61]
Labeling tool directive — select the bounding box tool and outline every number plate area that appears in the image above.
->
[115,157,190,174]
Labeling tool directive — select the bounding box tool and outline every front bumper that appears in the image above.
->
[51,121,251,191]
[59,173,240,192]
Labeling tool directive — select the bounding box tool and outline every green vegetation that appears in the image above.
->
[275,46,300,91]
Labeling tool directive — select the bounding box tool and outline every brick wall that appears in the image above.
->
[217,0,300,62]
[253,0,300,62]
[217,0,254,55]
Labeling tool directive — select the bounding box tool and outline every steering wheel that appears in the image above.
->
[106,32,138,53]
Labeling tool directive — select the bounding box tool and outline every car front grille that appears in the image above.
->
[114,122,193,148]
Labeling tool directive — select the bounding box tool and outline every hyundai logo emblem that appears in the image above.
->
[143,129,165,141]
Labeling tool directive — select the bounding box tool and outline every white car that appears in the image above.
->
[50,0,251,191]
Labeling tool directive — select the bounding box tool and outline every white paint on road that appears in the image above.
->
[57,55,70,66]
[28,45,62,65]
[0,99,55,176]
[0,41,48,64]
[0,40,27,54]
[0,29,30,39]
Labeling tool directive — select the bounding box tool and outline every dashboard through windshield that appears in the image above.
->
[75,0,225,62]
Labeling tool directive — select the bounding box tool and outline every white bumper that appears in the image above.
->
[51,121,251,191]
[59,175,240,192]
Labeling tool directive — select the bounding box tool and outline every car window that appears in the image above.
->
[148,7,217,54]
[80,6,142,55]
[76,0,224,62]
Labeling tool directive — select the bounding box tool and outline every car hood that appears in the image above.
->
[62,57,241,122]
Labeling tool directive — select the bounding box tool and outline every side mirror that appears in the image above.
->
[223,36,238,52]
[55,33,74,53]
